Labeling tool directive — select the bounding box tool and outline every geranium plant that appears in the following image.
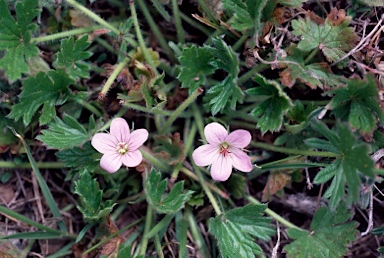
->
[0,0,383,257]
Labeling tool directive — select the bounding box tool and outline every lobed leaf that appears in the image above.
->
[8,69,74,125]
[54,35,93,79]
[177,45,215,94]
[284,202,358,258]
[247,74,292,133]
[36,114,97,150]
[307,120,374,209]
[209,204,275,258]
[74,169,116,221]
[0,0,40,81]
[328,74,383,133]
[292,14,358,64]
[144,168,193,214]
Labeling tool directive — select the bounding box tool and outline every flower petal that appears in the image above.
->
[110,118,130,143]
[100,152,123,173]
[128,129,149,150]
[91,133,117,154]
[192,144,219,166]
[204,122,227,144]
[210,155,233,181]
[230,148,253,172]
[121,149,143,167]
[225,129,252,148]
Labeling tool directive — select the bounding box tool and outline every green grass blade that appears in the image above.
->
[0,205,63,234]
[10,127,67,232]
[1,231,63,240]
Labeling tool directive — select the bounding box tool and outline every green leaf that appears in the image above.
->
[8,69,74,125]
[307,120,374,209]
[328,74,383,132]
[222,0,267,31]
[246,74,292,133]
[280,45,343,89]
[144,168,193,214]
[209,204,275,258]
[292,16,358,64]
[177,45,215,93]
[56,142,99,171]
[74,169,116,221]
[284,202,358,258]
[203,38,244,115]
[54,35,93,79]
[36,114,97,150]
[0,0,39,81]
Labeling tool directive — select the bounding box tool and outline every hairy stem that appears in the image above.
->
[65,0,120,35]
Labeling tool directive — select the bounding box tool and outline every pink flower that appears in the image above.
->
[192,122,253,181]
[91,118,148,173]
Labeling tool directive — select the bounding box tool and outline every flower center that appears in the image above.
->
[116,142,129,154]
[219,142,231,157]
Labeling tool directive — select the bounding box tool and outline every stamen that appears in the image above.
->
[116,142,129,154]
[219,142,231,157]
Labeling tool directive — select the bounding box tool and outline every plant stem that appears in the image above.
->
[140,149,170,171]
[196,0,216,24]
[120,100,192,117]
[78,100,103,117]
[171,0,184,44]
[238,64,268,84]
[65,0,120,35]
[179,12,211,36]
[160,88,203,134]
[136,0,176,62]
[251,141,340,158]
[246,196,304,231]
[0,161,65,169]
[193,166,222,215]
[192,103,206,143]
[98,107,128,132]
[100,57,130,96]
[304,48,318,64]
[180,167,228,199]
[232,34,249,52]
[131,0,159,70]
[31,25,102,44]
[139,203,153,255]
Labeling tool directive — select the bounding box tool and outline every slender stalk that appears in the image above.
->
[98,107,128,132]
[193,166,222,215]
[140,149,170,171]
[121,101,192,117]
[232,34,249,52]
[100,57,130,96]
[238,64,268,84]
[192,103,206,143]
[180,167,228,199]
[136,0,176,63]
[179,12,211,36]
[0,161,65,169]
[171,0,184,43]
[139,204,153,255]
[31,26,102,44]
[304,48,318,64]
[251,141,340,158]
[160,88,203,134]
[150,0,171,22]
[78,100,103,117]
[196,0,216,24]
[65,0,120,35]
[131,0,158,70]
[246,196,304,231]
[154,234,165,258]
